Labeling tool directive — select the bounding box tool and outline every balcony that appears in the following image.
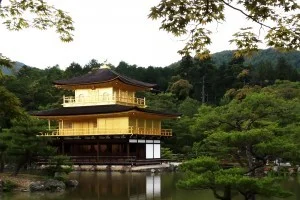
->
[63,95,146,107]
[40,127,172,137]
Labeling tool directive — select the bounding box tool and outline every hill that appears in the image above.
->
[1,61,25,75]
[212,48,300,69]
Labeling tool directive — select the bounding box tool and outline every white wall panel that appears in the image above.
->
[154,144,161,159]
[146,144,154,159]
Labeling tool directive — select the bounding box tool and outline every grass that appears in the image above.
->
[0,173,46,190]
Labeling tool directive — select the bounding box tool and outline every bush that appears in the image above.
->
[161,148,174,160]
[44,155,73,177]
[3,180,17,192]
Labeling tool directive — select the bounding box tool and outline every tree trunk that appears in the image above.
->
[0,153,4,173]
[202,75,205,104]
[245,193,256,200]
[11,157,28,176]
[223,186,231,200]
[212,186,232,200]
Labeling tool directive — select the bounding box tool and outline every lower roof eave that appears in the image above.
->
[34,110,180,120]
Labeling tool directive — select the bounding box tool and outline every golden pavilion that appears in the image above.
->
[34,65,179,164]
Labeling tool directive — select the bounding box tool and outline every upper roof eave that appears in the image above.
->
[53,68,156,89]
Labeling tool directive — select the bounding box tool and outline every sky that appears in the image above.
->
[0,0,268,69]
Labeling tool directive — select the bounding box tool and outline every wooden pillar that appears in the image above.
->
[97,141,99,162]
[61,139,65,154]
[61,140,65,154]
[127,143,130,157]
[61,120,64,136]
[48,120,51,130]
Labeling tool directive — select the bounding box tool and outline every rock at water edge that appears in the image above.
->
[65,180,79,188]
[29,181,45,192]
[44,179,66,192]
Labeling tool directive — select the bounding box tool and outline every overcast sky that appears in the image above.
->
[0,0,268,69]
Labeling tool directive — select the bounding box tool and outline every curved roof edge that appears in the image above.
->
[53,68,156,88]
[33,105,180,118]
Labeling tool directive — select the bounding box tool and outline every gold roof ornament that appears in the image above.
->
[100,60,110,69]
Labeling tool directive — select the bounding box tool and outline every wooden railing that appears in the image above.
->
[63,94,146,107]
[40,126,172,137]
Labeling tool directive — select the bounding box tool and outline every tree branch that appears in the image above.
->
[211,186,226,200]
[220,0,272,29]
[218,120,240,130]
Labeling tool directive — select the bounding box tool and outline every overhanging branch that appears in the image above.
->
[220,0,272,29]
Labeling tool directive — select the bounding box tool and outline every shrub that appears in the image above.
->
[44,155,73,177]
[3,180,17,192]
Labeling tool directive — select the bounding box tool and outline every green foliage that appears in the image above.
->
[182,81,300,199]
[161,147,174,160]
[45,155,73,177]
[5,115,55,176]
[149,0,300,57]
[178,97,200,117]
[0,55,13,79]
[0,86,23,129]
[2,180,17,192]
[169,79,192,100]
[0,0,74,42]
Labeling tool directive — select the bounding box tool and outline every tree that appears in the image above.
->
[149,0,300,57]
[5,115,54,176]
[275,57,299,81]
[0,0,74,42]
[180,81,300,200]
[0,54,13,79]
[178,156,291,200]
[0,86,22,129]
[169,79,193,100]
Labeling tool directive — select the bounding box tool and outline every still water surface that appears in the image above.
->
[2,172,300,200]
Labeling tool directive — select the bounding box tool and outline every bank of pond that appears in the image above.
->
[1,172,300,200]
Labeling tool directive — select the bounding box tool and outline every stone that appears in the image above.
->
[73,165,81,171]
[44,179,66,192]
[65,180,79,188]
[29,181,45,192]
[80,165,94,171]
[95,165,107,171]
[111,165,124,171]
[273,166,279,172]
[54,172,67,178]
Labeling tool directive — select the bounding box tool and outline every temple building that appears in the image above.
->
[34,65,179,164]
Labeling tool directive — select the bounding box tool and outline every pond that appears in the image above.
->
[2,172,300,200]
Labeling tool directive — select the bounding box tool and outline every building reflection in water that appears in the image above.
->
[70,172,162,200]
[130,175,161,200]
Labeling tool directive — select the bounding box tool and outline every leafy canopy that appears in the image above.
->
[149,0,300,58]
[0,0,74,42]
[180,81,300,199]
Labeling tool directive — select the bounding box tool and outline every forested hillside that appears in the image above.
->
[212,48,300,69]
[1,54,300,155]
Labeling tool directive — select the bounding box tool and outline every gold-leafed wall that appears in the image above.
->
[129,118,161,130]
[97,117,129,132]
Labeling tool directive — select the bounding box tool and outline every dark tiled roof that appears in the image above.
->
[53,68,156,88]
[33,105,180,117]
